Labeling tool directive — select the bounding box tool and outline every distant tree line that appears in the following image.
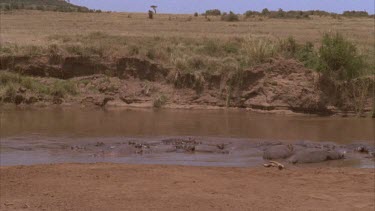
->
[203,8,373,19]
[342,10,369,17]
[0,0,102,13]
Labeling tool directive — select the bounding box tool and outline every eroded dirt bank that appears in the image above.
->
[1,56,373,116]
[1,163,374,211]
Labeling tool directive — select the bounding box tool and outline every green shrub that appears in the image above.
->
[48,44,63,64]
[318,32,366,80]
[221,11,239,22]
[194,12,198,17]
[65,44,84,56]
[146,48,156,60]
[187,56,206,70]
[219,57,241,73]
[244,10,260,18]
[202,40,221,56]
[0,71,20,85]
[23,45,43,56]
[223,41,240,54]
[36,5,45,11]
[296,42,320,69]
[153,94,167,108]
[4,85,17,102]
[128,45,139,56]
[50,81,77,98]
[262,8,270,16]
[205,9,221,16]
[279,36,298,57]
[343,11,369,17]
[21,77,49,94]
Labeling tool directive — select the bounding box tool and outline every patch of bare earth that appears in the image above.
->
[0,164,374,210]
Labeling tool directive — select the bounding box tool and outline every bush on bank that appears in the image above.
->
[0,32,370,81]
[0,32,372,114]
[0,71,77,102]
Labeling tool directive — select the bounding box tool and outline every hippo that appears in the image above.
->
[195,144,228,154]
[355,145,375,158]
[263,144,294,160]
[288,149,345,164]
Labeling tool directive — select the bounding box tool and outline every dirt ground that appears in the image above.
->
[0,163,374,211]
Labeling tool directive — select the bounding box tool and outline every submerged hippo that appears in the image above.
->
[263,144,294,160]
[288,149,345,164]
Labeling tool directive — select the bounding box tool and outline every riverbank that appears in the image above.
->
[1,57,373,117]
[1,163,374,210]
[1,11,374,117]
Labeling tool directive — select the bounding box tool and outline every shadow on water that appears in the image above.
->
[1,107,374,142]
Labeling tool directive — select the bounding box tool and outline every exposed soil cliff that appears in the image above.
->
[0,56,373,115]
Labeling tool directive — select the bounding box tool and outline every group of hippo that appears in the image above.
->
[71,138,229,156]
[263,141,375,164]
[69,137,375,165]
[263,144,345,164]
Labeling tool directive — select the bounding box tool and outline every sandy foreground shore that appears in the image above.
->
[0,163,374,211]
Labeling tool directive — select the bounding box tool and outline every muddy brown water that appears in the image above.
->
[0,107,374,167]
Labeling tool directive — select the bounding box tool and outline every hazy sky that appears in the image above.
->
[70,0,374,14]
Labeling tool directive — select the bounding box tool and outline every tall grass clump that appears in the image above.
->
[0,72,77,100]
[0,71,20,84]
[241,36,278,65]
[153,94,167,108]
[3,84,17,102]
[50,80,77,98]
[318,32,366,81]
[295,42,320,70]
[201,40,222,56]
[279,36,298,57]
[316,32,371,115]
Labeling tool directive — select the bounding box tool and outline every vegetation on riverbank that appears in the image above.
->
[1,31,372,78]
[0,11,373,115]
[0,71,77,103]
[0,31,372,114]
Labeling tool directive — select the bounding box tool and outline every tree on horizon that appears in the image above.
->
[150,5,157,14]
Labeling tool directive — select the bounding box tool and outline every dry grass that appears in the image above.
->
[0,11,373,76]
[0,10,373,78]
[0,10,373,50]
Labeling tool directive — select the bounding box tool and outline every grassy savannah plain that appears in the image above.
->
[0,10,374,47]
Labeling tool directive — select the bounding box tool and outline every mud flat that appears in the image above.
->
[0,163,374,211]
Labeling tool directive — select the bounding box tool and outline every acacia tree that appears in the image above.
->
[150,5,157,14]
